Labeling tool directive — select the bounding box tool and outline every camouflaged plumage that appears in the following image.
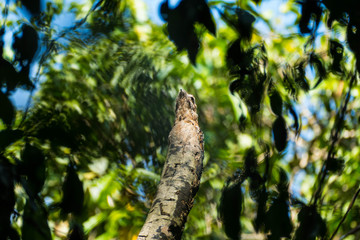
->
[138,89,204,240]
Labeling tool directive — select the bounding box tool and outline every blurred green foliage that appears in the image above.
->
[1,0,360,239]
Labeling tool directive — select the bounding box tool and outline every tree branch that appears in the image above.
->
[312,73,356,206]
[138,89,204,240]
[340,224,360,240]
[329,187,360,240]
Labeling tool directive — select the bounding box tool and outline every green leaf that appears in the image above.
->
[162,0,216,64]
[288,105,301,137]
[244,148,257,174]
[166,0,201,64]
[21,200,51,240]
[0,129,23,151]
[272,116,288,152]
[159,0,169,21]
[35,112,80,149]
[347,23,360,55]
[298,0,322,34]
[329,39,344,74]
[265,195,293,239]
[294,62,310,92]
[196,0,216,36]
[265,168,292,239]
[226,39,255,72]
[277,167,289,191]
[0,161,15,239]
[244,148,265,202]
[135,168,161,181]
[8,227,20,240]
[0,91,15,126]
[18,65,34,90]
[309,52,326,88]
[254,187,267,232]
[220,7,255,41]
[251,0,262,4]
[12,24,39,65]
[294,206,327,240]
[229,78,242,94]
[67,224,84,240]
[20,144,46,194]
[219,180,243,240]
[326,157,344,174]
[20,0,41,15]
[0,57,19,92]
[269,90,283,116]
[60,164,84,216]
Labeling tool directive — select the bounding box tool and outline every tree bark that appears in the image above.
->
[138,89,204,240]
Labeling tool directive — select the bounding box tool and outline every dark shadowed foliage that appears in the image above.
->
[1,0,360,239]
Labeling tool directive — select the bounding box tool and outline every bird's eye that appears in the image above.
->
[190,96,195,104]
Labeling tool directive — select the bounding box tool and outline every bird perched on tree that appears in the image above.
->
[138,89,204,240]
[170,89,204,151]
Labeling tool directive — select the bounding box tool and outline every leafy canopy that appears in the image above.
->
[1,0,360,239]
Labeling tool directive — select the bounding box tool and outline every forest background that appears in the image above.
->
[1,0,360,239]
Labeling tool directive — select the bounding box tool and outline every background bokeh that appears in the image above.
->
[1,0,360,239]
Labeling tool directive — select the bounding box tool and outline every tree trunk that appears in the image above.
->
[138,89,204,240]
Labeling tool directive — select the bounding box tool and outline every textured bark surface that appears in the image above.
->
[138,89,204,240]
